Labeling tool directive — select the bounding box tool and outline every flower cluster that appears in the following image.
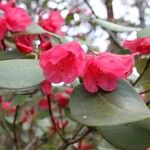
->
[40,41,134,93]
[14,10,64,53]
[0,1,31,40]
[0,1,64,53]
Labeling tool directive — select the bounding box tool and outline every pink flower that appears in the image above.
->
[15,35,36,53]
[82,52,134,93]
[38,99,48,110]
[40,41,52,52]
[1,101,11,110]
[41,80,52,95]
[39,10,64,33]
[40,41,85,83]
[57,92,69,108]
[77,141,93,150]
[123,37,150,54]
[1,101,16,114]
[0,17,7,40]
[0,0,15,14]
[5,7,31,32]
[38,34,52,52]
[65,88,73,95]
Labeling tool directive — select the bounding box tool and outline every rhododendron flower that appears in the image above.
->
[82,52,134,93]
[0,0,15,14]
[57,92,69,108]
[1,101,16,114]
[123,37,150,54]
[39,10,64,33]
[15,35,36,53]
[41,80,52,95]
[1,101,11,110]
[40,41,85,83]
[5,7,32,32]
[0,17,7,40]
[38,99,49,110]
[77,141,93,150]
[65,88,73,95]
[38,34,53,52]
[40,41,52,52]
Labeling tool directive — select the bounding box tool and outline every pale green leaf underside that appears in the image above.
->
[0,59,44,89]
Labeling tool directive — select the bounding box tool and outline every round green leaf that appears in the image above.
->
[0,59,44,89]
[69,80,150,126]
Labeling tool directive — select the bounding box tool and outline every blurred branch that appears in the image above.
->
[83,0,123,50]
[59,127,92,150]
[140,89,150,95]
[0,120,13,140]
[136,0,146,27]
[72,124,84,139]
[23,138,38,150]
[13,105,20,150]
[105,0,114,21]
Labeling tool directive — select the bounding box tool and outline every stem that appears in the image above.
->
[23,138,38,150]
[140,89,150,95]
[72,124,84,139]
[0,120,13,140]
[59,127,92,150]
[47,95,67,143]
[1,39,6,50]
[59,107,65,135]
[133,59,150,86]
[13,105,20,150]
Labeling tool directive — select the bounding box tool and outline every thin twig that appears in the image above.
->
[59,108,65,135]
[139,89,150,95]
[58,127,92,150]
[23,137,38,150]
[0,120,13,140]
[47,95,67,143]
[72,124,84,139]
[13,105,20,150]
[133,59,150,86]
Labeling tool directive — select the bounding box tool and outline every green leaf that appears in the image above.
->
[97,118,150,150]
[23,23,48,34]
[137,27,150,38]
[12,95,27,106]
[98,139,119,150]
[69,80,150,126]
[0,51,25,60]
[94,18,141,32]
[135,58,150,89]
[18,23,65,41]
[0,59,44,90]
